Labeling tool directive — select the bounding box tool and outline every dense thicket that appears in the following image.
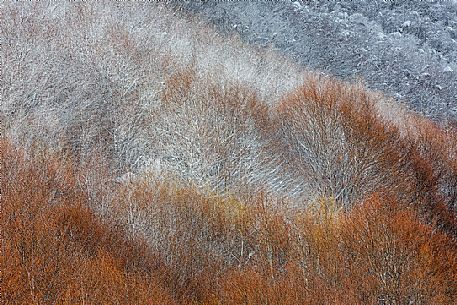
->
[2,2,457,304]
[3,139,457,304]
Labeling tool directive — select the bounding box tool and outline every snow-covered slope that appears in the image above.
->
[172,0,457,121]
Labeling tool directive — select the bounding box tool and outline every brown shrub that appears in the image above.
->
[338,195,457,304]
[1,140,176,304]
[270,78,417,207]
[2,137,457,304]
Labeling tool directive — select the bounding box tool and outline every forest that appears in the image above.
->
[2,2,457,304]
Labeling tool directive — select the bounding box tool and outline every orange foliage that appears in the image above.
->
[2,126,457,304]
[3,3,457,303]
[1,140,175,304]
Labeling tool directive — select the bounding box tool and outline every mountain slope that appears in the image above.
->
[172,0,457,121]
[2,2,457,303]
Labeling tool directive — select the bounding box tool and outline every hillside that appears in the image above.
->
[173,0,457,121]
[2,2,457,304]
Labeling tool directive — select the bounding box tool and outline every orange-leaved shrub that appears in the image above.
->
[87,161,457,303]
[2,138,457,304]
[1,140,175,304]
[270,77,426,206]
[265,77,457,238]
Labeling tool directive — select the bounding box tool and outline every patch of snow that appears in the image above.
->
[402,20,411,28]
[292,1,303,10]
[349,13,368,26]
[337,11,348,19]
[341,30,352,38]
